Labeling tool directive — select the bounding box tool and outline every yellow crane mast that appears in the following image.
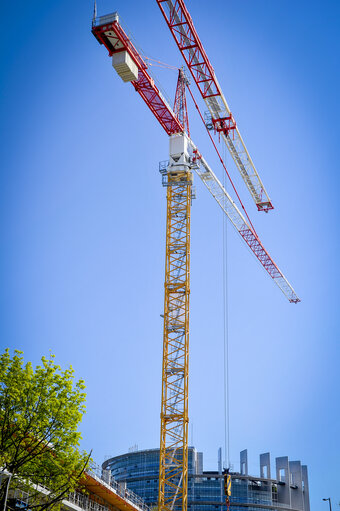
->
[158,134,193,511]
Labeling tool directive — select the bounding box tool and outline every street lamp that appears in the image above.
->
[323,498,332,511]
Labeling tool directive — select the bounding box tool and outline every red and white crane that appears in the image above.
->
[92,7,300,511]
[92,12,299,303]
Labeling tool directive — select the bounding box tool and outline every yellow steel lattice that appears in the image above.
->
[159,170,192,511]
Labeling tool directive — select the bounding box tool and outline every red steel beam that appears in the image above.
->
[92,18,184,136]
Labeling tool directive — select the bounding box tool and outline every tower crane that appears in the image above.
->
[92,7,300,511]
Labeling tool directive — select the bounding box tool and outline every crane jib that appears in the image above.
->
[156,0,274,212]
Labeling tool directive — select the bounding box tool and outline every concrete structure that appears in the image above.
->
[103,448,310,511]
[2,463,149,511]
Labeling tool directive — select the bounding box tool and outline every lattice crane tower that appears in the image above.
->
[157,67,193,511]
[92,5,300,511]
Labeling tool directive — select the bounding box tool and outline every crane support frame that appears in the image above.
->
[159,166,192,511]
[156,0,273,211]
[92,15,184,135]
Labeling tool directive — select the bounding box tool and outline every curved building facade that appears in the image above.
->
[102,448,310,511]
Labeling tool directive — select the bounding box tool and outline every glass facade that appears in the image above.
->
[103,448,308,511]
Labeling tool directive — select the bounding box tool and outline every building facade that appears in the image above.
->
[102,448,310,511]
[2,462,149,511]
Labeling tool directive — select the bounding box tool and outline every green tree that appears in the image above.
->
[0,349,91,510]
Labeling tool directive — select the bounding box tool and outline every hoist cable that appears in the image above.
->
[222,142,230,470]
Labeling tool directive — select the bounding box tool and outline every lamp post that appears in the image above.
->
[323,498,332,511]
[2,472,12,511]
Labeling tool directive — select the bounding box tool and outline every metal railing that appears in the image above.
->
[86,462,150,511]
[68,491,111,511]
[92,12,119,27]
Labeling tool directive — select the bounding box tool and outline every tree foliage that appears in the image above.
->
[0,349,90,510]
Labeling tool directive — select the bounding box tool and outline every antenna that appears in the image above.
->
[92,0,97,26]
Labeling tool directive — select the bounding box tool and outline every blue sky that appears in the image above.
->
[0,0,339,509]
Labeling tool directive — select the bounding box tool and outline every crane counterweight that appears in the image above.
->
[112,51,138,82]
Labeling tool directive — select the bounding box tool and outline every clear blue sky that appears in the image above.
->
[0,0,339,509]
